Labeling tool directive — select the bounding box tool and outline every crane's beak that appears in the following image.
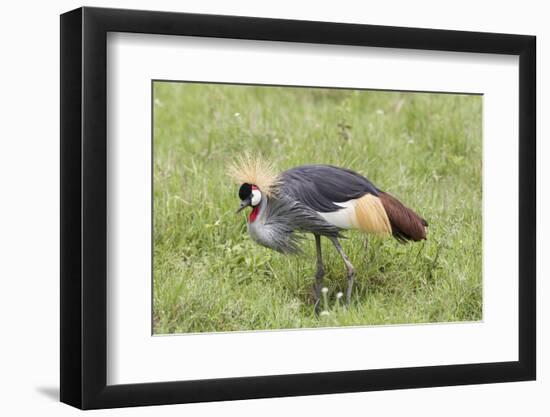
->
[236,197,252,213]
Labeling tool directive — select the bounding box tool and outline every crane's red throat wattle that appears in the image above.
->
[249,206,260,222]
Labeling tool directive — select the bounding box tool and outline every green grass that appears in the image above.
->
[152,82,482,334]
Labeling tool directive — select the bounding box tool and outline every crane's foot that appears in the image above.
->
[313,297,322,316]
[311,279,324,315]
[306,278,323,315]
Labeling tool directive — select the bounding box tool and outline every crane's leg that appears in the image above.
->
[313,234,325,312]
[330,237,355,305]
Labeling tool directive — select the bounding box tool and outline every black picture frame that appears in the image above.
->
[60,6,536,410]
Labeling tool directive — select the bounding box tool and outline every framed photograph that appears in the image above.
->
[60,6,536,409]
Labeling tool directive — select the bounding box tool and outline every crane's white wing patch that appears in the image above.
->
[316,200,358,229]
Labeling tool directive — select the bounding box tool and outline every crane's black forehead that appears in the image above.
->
[238,183,252,200]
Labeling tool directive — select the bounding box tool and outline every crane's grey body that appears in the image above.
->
[236,164,427,308]
[247,193,341,254]
[239,165,370,308]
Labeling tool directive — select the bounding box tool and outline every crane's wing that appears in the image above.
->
[278,164,428,242]
[279,164,380,213]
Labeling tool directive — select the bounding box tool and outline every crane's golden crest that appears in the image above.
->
[227,153,280,197]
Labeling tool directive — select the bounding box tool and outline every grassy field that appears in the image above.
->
[152,82,482,334]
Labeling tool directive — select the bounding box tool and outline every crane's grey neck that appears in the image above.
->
[245,194,304,254]
[248,194,267,224]
[247,195,279,251]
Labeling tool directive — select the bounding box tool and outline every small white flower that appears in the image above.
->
[321,287,329,294]
[336,292,343,299]
[320,311,330,317]
[408,139,414,144]
[376,109,384,115]
[234,112,240,117]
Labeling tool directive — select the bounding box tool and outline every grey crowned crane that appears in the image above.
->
[230,156,428,306]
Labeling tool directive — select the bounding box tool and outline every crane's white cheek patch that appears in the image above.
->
[317,201,357,229]
[251,189,262,206]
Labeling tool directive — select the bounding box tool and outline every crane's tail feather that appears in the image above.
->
[378,192,428,242]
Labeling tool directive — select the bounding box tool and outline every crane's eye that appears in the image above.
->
[251,189,262,206]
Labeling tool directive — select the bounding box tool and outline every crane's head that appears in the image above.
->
[236,183,262,213]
